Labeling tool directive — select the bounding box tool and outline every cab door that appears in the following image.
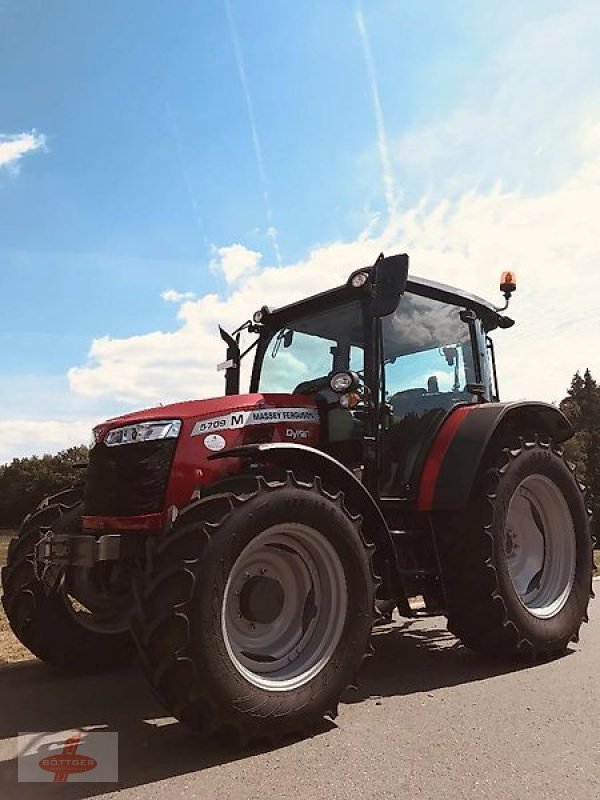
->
[377,294,482,499]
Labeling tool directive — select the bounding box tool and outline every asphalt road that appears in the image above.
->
[1,598,599,800]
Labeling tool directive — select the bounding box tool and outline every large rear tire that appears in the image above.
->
[1,490,134,670]
[131,473,376,742]
[435,438,593,660]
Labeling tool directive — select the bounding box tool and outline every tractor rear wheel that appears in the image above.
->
[436,438,593,660]
[130,473,376,742]
[1,490,134,670]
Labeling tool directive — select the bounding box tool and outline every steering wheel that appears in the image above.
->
[293,375,333,395]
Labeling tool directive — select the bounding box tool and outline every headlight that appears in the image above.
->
[329,371,360,394]
[104,419,182,447]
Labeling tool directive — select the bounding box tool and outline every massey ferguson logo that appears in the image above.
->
[286,429,310,440]
[191,407,319,437]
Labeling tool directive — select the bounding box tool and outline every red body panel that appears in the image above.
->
[416,405,476,512]
[84,394,321,532]
[82,513,163,532]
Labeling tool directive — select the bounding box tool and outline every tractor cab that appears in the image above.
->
[225,255,512,501]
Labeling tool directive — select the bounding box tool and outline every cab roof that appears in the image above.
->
[261,267,513,333]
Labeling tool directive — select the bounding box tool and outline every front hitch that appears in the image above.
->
[35,532,145,570]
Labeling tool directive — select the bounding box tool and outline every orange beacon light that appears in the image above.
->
[500,271,517,295]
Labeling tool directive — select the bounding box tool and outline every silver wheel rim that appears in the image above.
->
[505,474,575,618]
[61,567,132,635]
[60,562,132,635]
[222,523,348,691]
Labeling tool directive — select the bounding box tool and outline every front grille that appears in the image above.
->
[84,439,177,516]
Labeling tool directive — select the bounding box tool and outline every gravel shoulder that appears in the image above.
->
[0,531,31,664]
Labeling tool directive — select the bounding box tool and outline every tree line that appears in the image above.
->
[559,370,600,542]
[0,445,88,528]
[0,371,598,540]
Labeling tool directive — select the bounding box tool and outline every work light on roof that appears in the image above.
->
[350,271,369,288]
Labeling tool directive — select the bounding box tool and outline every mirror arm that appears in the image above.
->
[218,326,241,395]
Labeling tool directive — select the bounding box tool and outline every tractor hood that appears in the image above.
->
[85,393,321,532]
[93,393,320,439]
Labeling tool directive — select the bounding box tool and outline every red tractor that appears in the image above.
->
[2,254,593,742]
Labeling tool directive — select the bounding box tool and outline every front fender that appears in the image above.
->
[210,442,401,598]
[417,401,573,511]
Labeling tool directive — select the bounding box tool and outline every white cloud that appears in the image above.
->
[8,144,600,461]
[392,2,600,199]
[0,130,46,171]
[161,289,196,303]
[66,127,600,409]
[0,419,94,464]
[210,243,262,284]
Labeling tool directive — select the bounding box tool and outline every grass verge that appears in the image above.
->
[0,531,11,567]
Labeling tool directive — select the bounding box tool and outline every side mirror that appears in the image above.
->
[369,253,409,317]
[443,346,457,367]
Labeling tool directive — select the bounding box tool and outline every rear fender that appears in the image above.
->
[208,443,401,598]
[417,401,573,511]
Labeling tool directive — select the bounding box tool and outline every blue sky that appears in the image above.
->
[1,0,600,462]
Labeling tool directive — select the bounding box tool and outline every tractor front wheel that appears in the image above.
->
[130,473,376,742]
[1,490,135,670]
[436,438,593,660]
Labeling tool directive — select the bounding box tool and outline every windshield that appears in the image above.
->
[382,293,477,401]
[251,290,488,400]
[257,300,365,394]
